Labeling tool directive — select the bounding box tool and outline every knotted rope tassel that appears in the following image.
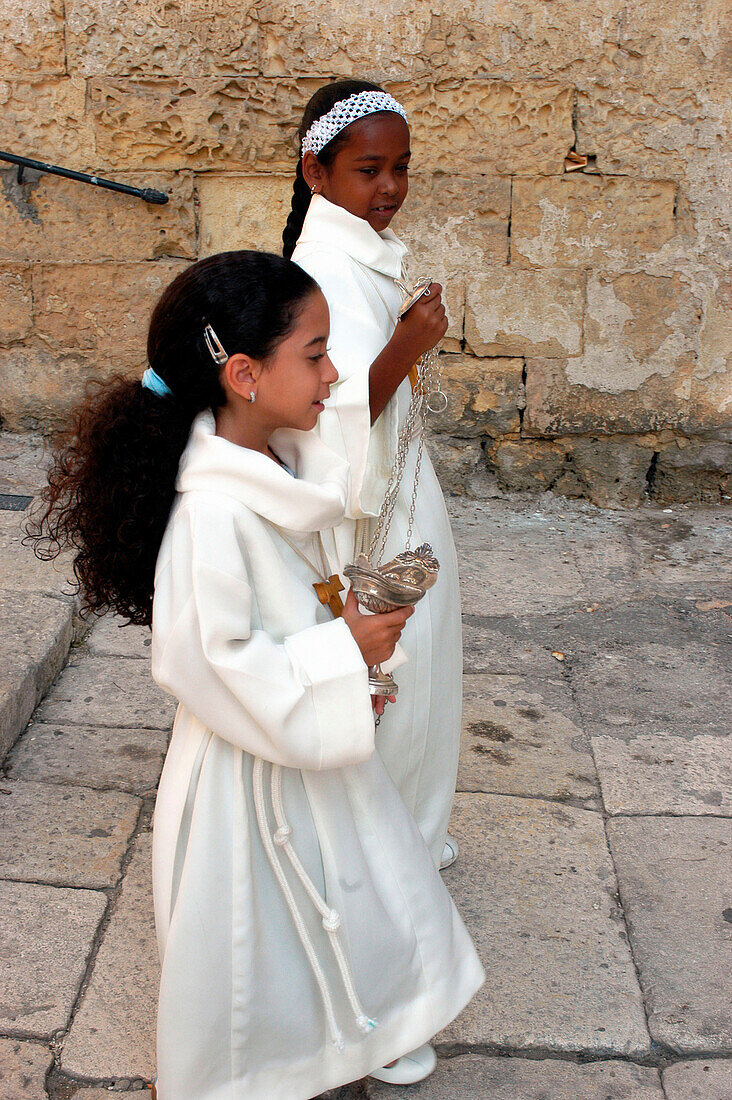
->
[252,758,345,1051]
[270,765,377,1035]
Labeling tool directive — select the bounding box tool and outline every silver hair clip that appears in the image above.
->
[203,323,228,366]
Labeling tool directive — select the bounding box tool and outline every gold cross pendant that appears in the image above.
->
[313,574,345,619]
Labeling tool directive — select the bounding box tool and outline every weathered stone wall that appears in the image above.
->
[1,0,730,505]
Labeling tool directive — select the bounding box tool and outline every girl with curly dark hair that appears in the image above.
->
[28,251,483,1098]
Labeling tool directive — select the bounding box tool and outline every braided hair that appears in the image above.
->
[282,79,385,260]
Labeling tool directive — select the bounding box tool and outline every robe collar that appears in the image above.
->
[297,194,408,279]
[176,411,349,533]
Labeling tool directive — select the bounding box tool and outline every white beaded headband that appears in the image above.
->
[301,90,408,158]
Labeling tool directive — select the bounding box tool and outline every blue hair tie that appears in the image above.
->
[141,366,173,398]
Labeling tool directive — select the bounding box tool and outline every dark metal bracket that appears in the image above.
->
[0,151,169,205]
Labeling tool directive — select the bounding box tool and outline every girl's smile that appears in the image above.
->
[370,201,399,226]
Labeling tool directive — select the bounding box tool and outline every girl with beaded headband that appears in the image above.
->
[27,251,483,1098]
[285,81,463,881]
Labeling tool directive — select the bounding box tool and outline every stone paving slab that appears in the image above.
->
[465,593,729,665]
[448,495,674,605]
[462,593,731,710]
[439,793,650,1055]
[0,880,106,1039]
[0,1036,53,1100]
[86,615,152,660]
[0,432,49,497]
[453,502,592,616]
[62,833,159,1081]
[626,507,732,592]
[367,1054,664,1098]
[0,657,35,767]
[458,673,599,806]
[0,780,140,889]
[562,526,640,603]
[0,511,76,596]
[572,616,730,734]
[461,614,563,678]
[662,1058,732,1099]
[0,591,74,760]
[35,656,175,731]
[533,507,642,604]
[7,721,168,796]
[608,816,732,1053]
[593,734,732,816]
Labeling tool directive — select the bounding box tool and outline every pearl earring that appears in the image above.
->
[249,392,256,403]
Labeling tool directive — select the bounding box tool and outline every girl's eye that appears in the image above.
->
[309,353,325,362]
[359,169,377,176]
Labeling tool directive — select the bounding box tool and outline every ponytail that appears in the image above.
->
[282,78,384,260]
[26,251,317,626]
[28,379,205,626]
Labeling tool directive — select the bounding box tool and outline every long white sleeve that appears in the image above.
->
[151,503,375,771]
[294,248,399,519]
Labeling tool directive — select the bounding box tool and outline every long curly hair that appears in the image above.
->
[282,78,385,260]
[26,251,318,626]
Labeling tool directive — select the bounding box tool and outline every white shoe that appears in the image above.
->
[440,834,459,870]
[369,1042,437,1084]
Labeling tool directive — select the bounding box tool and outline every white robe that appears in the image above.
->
[150,412,484,1100]
[293,196,463,865]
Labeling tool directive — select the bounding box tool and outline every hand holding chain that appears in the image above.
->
[368,277,447,566]
[344,276,447,700]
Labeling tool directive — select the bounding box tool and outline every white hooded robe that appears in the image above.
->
[292,195,463,865]
[150,412,484,1100]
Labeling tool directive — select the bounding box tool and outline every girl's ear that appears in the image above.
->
[223,353,262,400]
[302,151,326,193]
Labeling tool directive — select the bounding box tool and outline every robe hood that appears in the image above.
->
[297,194,408,279]
[176,411,350,533]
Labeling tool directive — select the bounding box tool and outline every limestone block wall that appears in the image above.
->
[1,0,730,505]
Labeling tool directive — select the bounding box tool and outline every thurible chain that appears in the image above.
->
[368,339,446,566]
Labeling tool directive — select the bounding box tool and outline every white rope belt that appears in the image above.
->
[252,757,377,1051]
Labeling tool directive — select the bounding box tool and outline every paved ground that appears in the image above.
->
[0,430,731,1100]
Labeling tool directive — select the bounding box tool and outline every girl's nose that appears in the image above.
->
[324,354,338,385]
